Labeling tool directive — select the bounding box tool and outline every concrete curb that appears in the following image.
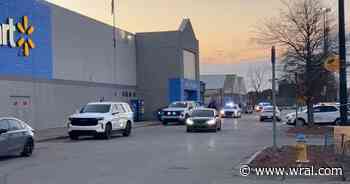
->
[240,147,267,166]
[36,122,161,143]
[134,122,161,129]
[36,136,68,143]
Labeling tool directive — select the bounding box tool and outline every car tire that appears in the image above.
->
[334,118,341,126]
[21,138,34,157]
[123,121,132,137]
[69,133,79,140]
[104,123,112,140]
[260,118,264,122]
[295,118,306,127]
[162,121,168,126]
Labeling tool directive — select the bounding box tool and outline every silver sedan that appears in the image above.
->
[0,117,35,157]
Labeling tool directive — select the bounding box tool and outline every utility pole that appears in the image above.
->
[295,72,299,126]
[323,8,331,55]
[271,46,277,148]
[339,0,348,124]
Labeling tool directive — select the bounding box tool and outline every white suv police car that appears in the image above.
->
[67,102,134,140]
[161,101,198,125]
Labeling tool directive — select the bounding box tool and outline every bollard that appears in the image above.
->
[296,133,308,163]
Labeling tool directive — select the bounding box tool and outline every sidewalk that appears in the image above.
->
[35,121,161,142]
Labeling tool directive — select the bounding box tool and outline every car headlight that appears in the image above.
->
[186,119,194,125]
[207,119,216,125]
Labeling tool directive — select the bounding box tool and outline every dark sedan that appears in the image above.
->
[186,108,222,132]
[0,117,35,157]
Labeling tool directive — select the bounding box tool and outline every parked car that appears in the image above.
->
[255,102,272,112]
[220,103,242,118]
[186,108,222,132]
[285,106,307,121]
[161,101,198,125]
[0,117,35,157]
[259,106,281,122]
[67,102,134,140]
[286,105,341,126]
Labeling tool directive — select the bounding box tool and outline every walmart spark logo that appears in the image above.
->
[16,16,35,57]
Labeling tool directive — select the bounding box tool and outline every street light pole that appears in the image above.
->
[295,72,299,126]
[338,0,348,124]
[271,46,277,148]
[323,8,331,55]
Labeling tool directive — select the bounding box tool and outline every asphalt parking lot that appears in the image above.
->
[0,113,339,184]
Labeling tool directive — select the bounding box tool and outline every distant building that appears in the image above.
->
[200,74,247,107]
[136,19,201,119]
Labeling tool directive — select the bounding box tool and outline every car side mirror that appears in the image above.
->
[0,129,8,134]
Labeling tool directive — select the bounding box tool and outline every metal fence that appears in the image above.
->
[324,133,350,157]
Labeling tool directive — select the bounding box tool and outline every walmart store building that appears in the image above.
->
[0,0,201,130]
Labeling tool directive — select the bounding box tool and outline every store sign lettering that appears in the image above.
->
[0,16,35,57]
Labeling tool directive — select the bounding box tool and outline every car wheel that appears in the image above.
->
[21,138,34,157]
[162,121,168,126]
[69,133,79,140]
[260,118,264,122]
[123,122,132,137]
[295,119,306,127]
[104,123,112,139]
[334,118,341,126]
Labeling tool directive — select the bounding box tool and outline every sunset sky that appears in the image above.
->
[47,0,344,77]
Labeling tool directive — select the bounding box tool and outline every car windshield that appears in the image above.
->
[80,104,111,113]
[191,110,214,117]
[263,107,274,112]
[259,103,271,106]
[169,102,187,108]
[224,105,237,109]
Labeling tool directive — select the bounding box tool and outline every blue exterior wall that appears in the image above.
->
[169,78,200,102]
[0,0,52,79]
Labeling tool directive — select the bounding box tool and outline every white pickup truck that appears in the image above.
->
[161,101,198,125]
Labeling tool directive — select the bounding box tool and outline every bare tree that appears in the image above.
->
[248,65,268,103]
[254,0,336,125]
